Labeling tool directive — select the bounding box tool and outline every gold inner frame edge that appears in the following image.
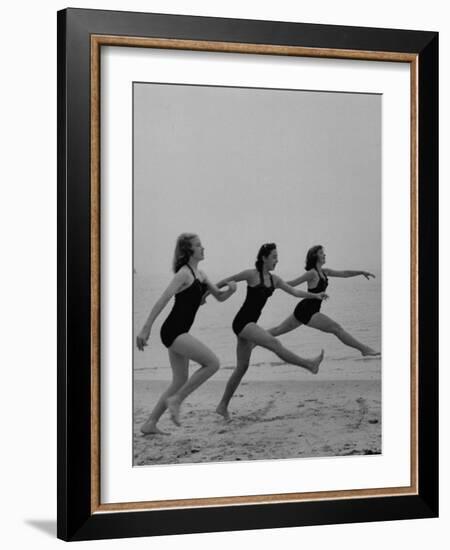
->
[90,35,419,514]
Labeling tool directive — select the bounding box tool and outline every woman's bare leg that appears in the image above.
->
[307,313,380,356]
[166,333,220,425]
[268,314,302,337]
[240,323,324,374]
[140,349,189,435]
[216,337,253,420]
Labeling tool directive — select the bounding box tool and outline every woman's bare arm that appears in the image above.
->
[286,271,314,287]
[136,270,189,349]
[324,268,375,280]
[216,269,254,288]
[201,272,237,302]
[273,274,328,300]
[201,269,252,305]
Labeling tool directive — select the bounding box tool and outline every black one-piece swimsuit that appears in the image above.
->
[293,268,328,325]
[232,271,275,336]
[160,265,208,348]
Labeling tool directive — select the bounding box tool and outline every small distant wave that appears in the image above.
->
[134,361,290,372]
[331,355,359,362]
[134,353,378,373]
[134,366,164,372]
[221,360,288,370]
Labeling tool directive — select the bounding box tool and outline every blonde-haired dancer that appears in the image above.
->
[137,233,236,433]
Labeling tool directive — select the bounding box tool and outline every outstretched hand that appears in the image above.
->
[227,281,237,293]
[318,292,329,301]
[363,271,375,280]
[136,328,150,351]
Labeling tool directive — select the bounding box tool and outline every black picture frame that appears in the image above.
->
[57,7,438,542]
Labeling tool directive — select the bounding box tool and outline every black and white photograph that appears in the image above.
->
[133,82,382,466]
[1,0,441,546]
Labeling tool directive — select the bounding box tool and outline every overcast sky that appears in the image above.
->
[133,83,381,280]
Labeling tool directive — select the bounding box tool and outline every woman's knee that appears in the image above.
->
[204,354,220,372]
[329,322,343,335]
[168,375,187,390]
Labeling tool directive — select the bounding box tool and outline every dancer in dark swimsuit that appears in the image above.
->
[293,268,328,325]
[268,245,380,356]
[136,233,236,433]
[160,264,208,348]
[232,269,275,336]
[214,243,327,421]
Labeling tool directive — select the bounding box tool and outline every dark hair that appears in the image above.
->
[255,243,277,272]
[305,245,323,271]
[172,233,197,272]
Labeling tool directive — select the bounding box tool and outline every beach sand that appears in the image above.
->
[133,377,381,466]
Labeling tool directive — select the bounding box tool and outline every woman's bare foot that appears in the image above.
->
[140,421,169,436]
[166,396,182,426]
[361,347,381,357]
[215,403,231,422]
[308,349,324,374]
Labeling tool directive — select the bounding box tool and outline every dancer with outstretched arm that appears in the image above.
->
[136,233,236,433]
[214,243,327,421]
[268,245,380,356]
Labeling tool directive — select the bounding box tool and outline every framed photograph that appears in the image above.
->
[57,8,438,542]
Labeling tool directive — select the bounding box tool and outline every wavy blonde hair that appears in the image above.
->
[172,233,198,272]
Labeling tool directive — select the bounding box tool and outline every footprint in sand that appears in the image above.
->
[352,397,369,429]
[254,398,276,418]
[236,398,276,424]
[261,414,293,423]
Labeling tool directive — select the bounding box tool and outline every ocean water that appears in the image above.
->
[133,272,381,381]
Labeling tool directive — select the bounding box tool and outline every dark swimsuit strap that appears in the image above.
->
[186,264,207,289]
[258,269,274,289]
[315,267,327,282]
[186,264,197,280]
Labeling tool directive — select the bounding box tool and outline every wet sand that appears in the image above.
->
[133,378,381,466]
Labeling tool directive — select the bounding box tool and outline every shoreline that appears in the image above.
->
[134,355,381,383]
